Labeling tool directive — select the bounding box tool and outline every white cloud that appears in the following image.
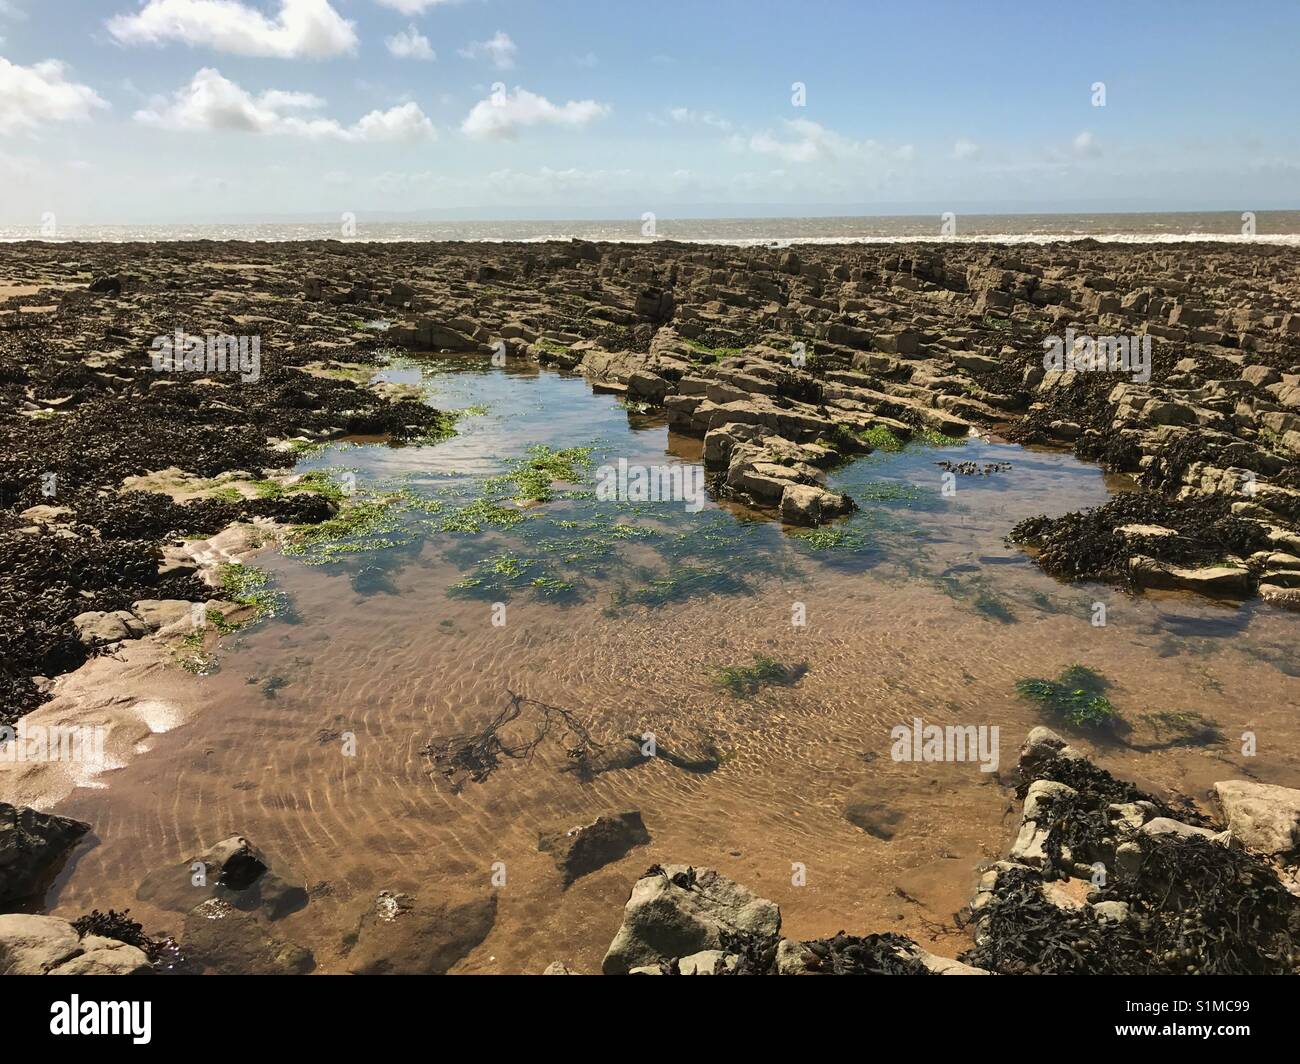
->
[747,119,859,163]
[135,68,434,142]
[669,107,731,131]
[0,57,108,136]
[461,86,609,140]
[458,31,517,70]
[350,101,435,141]
[1073,130,1099,157]
[386,24,434,60]
[952,138,981,160]
[107,0,358,59]
[745,119,913,166]
[374,0,452,12]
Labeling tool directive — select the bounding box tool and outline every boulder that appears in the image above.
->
[634,288,674,322]
[1009,780,1077,866]
[779,483,854,526]
[0,914,150,975]
[1141,817,1219,841]
[1128,558,1252,597]
[1018,726,1084,772]
[1214,780,1300,858]
[538,811,651,886]
[130,599,196,633]
[0,802,91,905]
[384,281,415,307]
[346,890,496,975]
[135,834,307,920]
[411,319,481,352]
[72,609,148,647]
[677,949,737,974]
[602,865,780,975]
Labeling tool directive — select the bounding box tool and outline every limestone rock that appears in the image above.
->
[779,483,854,525]
[1214,780,1300,858]
[0,914,149,975]
[602,865,780,975]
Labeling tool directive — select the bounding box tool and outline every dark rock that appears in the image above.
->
[0,802,90,906]
[135,834,307,920]
[88,275,122,296]
[539,811,651,886]
[843,799,904,840]
[181,899,314,975]
[345,890,496,975]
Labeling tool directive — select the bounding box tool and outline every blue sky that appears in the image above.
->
[1,0,1298,223]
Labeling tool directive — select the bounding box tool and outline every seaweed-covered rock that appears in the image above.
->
[776,933,985,975]
[964,732,1300,975]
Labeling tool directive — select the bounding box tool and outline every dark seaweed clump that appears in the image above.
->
[72,908,186,969]
[792,932,935,976]
[960,755,1299,974]
[0,491,337,725]
[1009,491,1269,585]
[422,690,604,792]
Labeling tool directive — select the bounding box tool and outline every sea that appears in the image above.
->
[3,210,1300,245]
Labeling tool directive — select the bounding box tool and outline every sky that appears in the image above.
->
[1,0,1298,224]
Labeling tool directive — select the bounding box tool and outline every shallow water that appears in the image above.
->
[46,357,1300,972]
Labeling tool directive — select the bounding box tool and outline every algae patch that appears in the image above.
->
[1015,665,1118,730]
[714,655,809,698]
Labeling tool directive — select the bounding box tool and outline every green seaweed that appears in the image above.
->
[216,562,283,621]
[484,444,594,503]
[1015,665,1118,729]
[915,428,968,448]
[436,498,530,534]
[790,525,868,551]
[714,655,808,697]
[858,425,906,452]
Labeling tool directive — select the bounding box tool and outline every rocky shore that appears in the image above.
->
[4,238,1297,728]
[2,237,1298,973]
